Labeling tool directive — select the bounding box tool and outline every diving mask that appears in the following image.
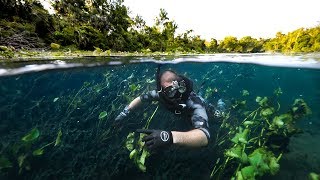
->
[163,80,186,98]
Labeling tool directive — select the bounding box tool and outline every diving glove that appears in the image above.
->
[136,129,173,151]
[115,105,130,122]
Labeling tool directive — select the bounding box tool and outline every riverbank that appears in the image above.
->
[1,45,320,63]
[0,47,206,62]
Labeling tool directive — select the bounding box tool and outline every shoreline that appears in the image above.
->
[1,50,318,63]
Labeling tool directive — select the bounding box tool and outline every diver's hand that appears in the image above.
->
[136,129,173,151]
[115,105,130,122]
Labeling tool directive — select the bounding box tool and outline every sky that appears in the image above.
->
[123,0,320,41]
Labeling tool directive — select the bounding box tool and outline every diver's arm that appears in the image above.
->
[172,129,208,147]
[127,96,143,111]
[128,90,160,111]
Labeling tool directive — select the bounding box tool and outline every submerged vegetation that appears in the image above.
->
[0,0,320,59]
[208,93,312,179]
[0,62,317,178]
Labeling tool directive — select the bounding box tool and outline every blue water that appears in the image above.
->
[0,54,319,179]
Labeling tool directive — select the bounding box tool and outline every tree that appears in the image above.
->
[208,38,218,52]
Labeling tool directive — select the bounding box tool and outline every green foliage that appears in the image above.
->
[32,149,44,156]
[1,0,319,53]
[242,90,249,96]
[291,98,312,119]
[256,96,269,107]
[50,43,61,50]
[54,129,62,146]
[125,132,150,172]
[211,87,312,179]
[309,172,320,180]
[231,128,249,144]
[264,26,320,52]
[0,45,15,58]
[99,111,108,120]
[0,156,12,170]
[22,128,40,142]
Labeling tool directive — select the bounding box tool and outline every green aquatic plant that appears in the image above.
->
[260,107,275,117]
[53,97,59,102]
[233,148,280,180]
[309,172,320,180]
[248,148,280,175]
[129,84,140,92]
[211,94,312,179]
[22,128,40,143]
[54,129,63,146]
[0,156,12,170]
[291,98,312,119]
[99,111,108,120]
[236,165,256,180]
[225,145,248,163]
[231,127,249,144]
[205,87,215,99]
[270,113,292,130]
[256,96,269,107]
[125,132,150,172]
[125,106,159,172]
[273,87,283,96]
[231,100,246,110]
[32,129,63,156]
[242,90,249,96]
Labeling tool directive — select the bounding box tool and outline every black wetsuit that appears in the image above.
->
[140,90,211,139]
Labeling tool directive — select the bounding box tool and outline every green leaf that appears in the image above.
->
[18,155,26,168]
[99,111,108,120]
[260,107,274,117]
[129,149,137,159]
[231,128,249,144]
[243,121,254,126]
[256,96,268,107]
[53,97,59,102]
[138,162,146,172]
[242,90,249,96]
[309,172,320,180]
[54,129,62,146]
[268,157,280,175]
[33,148,44,156]
[0,156,12,170]
[225,145,242,158]
[139,148,149,165]
[240,165,256,179]
[22,128,40,142]
[125,132,135,151]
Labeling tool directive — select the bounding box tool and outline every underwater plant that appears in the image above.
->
[273,87,283,96]
[124,106,159,172]
[309,172,320,180]
[210,88,312,179]
[21,128,40,142]
[0,128,63,174]
[125,132,150,172]
[242,90,249,96]
[99,111,108,120]
[0,156,12,170]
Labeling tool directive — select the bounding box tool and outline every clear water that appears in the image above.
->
[0,54,319,179]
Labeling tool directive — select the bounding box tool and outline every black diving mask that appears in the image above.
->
[163,80,186,98]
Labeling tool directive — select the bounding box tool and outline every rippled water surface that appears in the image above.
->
[0,54,319,179]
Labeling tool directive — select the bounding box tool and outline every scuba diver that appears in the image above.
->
[115,69,225,151]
